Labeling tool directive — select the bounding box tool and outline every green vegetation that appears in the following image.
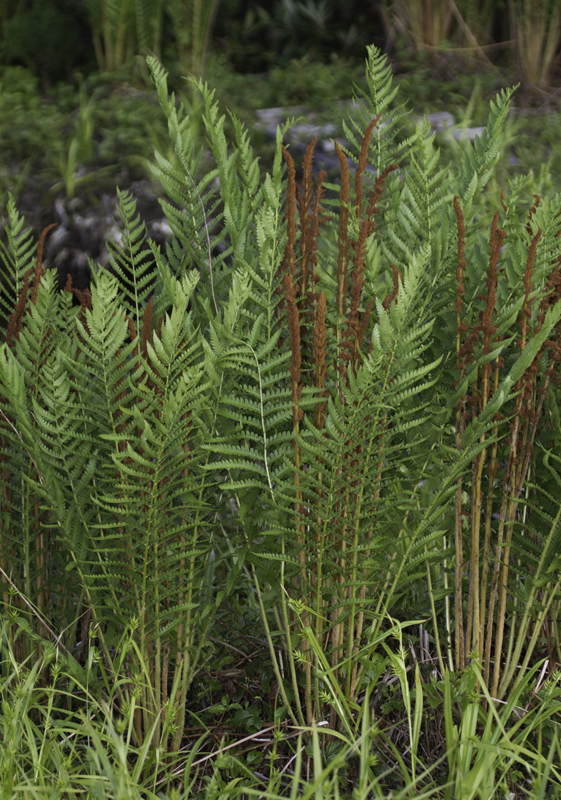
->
[1,43,561,798]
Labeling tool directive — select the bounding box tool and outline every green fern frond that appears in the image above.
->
[341,44,408,177]
[0,194,36,329]
[105,188,157,334]
[455,86,517,205]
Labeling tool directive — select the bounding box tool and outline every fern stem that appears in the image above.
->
[424,549,446,676]
[252,565,303,727]
[493,362,548,696]
[497,450,560,698]
[479,361,501,658]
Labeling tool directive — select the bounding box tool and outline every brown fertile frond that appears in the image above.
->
[314,290,327,429]
[500,190,507,213]
[382,264,401,311]
[454,196,466,317]
[63,273,92,310]
[346,165,401,333]
[353,162,398,269]
[283,273,302,421]
[313,290,327,382]
[480,211,505,350]
[355,114,382,218]
[282,145,297,282]
[351,163,399,319]
[7,268,33,349]
[296,140,315,296]
[297,138,319,309]
[458,328,480,368]
[526,194,541,237]
[30,223,57,305]
[304,167,327,314]
[334,140,351,320]
[313,170,327,220]
[366,163,399,223]
[299,137,316,224]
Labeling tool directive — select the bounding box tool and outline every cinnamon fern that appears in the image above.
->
[0,196,220,752]
[1,44,561,751]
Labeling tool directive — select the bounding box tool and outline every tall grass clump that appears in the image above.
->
[1,43,561,793]
[380,0,453,54]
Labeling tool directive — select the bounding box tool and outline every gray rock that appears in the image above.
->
[255,105,307,125]
[412,111,455,132]
[255,105,308,138]
[286,121,337,146]
[412,112,486,142]
[40,180,174,286]
[446,126,486,142]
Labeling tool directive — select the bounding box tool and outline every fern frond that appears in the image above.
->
[104,188,157,335]
[0,195,36,330]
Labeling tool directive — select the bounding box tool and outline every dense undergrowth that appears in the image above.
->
[2,45,561,799]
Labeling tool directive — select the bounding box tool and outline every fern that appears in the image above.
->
[0,254,221,748]
[4,42,561,748]
[0,194,36,333]
[105,187,158,336]
[199,46,561,725]
[147,57,225,314]
[341,44,408,178]
[455,86,517,204]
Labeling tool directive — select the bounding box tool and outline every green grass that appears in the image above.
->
[1,617,561,799]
